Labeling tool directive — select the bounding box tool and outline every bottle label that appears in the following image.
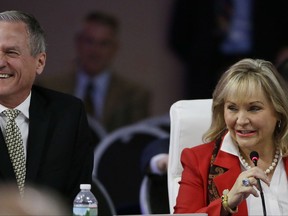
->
[73,207,97,216]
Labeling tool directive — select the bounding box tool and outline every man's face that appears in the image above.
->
[0,21,46,108]
[75,22,118,76]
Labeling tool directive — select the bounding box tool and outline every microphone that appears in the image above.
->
[250,151,259,166]
[250,151,266,216]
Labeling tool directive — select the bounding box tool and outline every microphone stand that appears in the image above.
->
[252,159,267,216]
[257,178,266,216]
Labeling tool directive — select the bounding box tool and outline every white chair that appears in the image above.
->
[167,99,212,213]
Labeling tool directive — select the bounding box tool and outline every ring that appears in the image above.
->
[242,178,250,187]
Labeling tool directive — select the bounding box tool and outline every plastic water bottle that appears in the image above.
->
[73,184,98,216]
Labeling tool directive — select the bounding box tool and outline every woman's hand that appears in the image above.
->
[226,167,270,209]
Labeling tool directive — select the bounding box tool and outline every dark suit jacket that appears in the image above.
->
[36,67,151,132]
[174,139,288,215]
[140,137,169,174]
[0,85,94,206]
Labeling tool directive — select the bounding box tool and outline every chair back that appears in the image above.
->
[91,178,117,216]
[167,99,212,213]
[87,115,107,148]
[138,113,170,133]
[139,174,169,214]
[93,123,168,214]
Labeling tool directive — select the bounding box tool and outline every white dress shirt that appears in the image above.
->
[0,92,31,158]
[75,69,110,119]
[150,153,168,175]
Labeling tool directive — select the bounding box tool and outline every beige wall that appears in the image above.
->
[2,0,185,117]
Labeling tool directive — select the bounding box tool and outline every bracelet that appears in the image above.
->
[221,189,238,214]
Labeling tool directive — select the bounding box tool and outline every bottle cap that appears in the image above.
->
[80,184,91,190]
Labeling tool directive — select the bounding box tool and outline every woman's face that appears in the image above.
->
[224,90,278,151]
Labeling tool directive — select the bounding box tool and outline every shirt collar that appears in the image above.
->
[220,131,240,157]
[77,69,111,94]
[221,131,284,157]
[0,92,31,119]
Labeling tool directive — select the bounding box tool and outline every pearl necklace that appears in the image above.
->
[239,147,280,175]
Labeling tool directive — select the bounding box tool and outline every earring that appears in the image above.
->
[278,120,281,129]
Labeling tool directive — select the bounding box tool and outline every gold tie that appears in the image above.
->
[3,109,26,196]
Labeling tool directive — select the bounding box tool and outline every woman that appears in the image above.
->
[174,58,288,215]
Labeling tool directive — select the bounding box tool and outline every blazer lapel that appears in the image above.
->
[212,150,248,215]
[213,150,241,192]
[102,73,118,124]
[0,130,15,180]
[26,88,51,181]
[283,157,288,176]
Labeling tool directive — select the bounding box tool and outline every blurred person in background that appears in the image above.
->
[169,0,288,99]
[37,11,151,136]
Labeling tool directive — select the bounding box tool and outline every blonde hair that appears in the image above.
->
[203,58,288,156]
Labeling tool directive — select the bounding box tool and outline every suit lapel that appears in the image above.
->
[0,130,15,180]
[26,88,51,181]
[102,74,118,123]
[283,157,288,176]
[213,150,241,192]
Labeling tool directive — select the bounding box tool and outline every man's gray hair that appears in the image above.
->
[0,10,46,56]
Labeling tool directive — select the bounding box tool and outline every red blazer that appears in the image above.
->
[174,140,288,215]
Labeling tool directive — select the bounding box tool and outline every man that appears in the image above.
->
[38,11,151,133]
[0,10,93,207]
